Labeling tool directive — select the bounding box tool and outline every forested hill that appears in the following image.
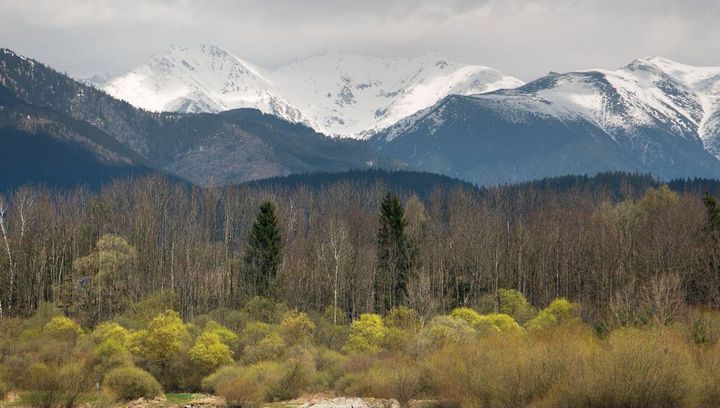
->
[242,168,479,198]
[242,169,720,202]
[491,172,720,199]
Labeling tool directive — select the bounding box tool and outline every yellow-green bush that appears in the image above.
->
[188,331,234,373]
[90,338,133,383]
[91,322,129,346]
[475,313,524,335]
[343,314,387,354]
[43,316,83,343]
[385,306,421,332]
[527,298,575,330]
[103,366,163,401]
[279,310,315,345]
[242,332,285,363]
[497,288,537,323]
[204,321,239,349]
[421,315,474,349]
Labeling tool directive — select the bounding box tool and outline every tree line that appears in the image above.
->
[1,172,719,328]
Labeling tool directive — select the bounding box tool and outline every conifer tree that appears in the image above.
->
[376,193,412,313]
[243,201,282,298]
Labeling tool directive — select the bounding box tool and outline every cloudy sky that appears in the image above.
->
[1,0,718,80]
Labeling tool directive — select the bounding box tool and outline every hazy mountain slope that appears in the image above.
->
[0,48,381,186]
[371,57,720,185]
[0,85,155,191]
[101,45,523,138]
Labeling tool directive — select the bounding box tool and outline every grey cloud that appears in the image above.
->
[0,0,718,80]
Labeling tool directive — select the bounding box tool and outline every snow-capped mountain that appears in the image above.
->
[271,52,523,138]
[100,45,523,138]
[371,57,720,185]
[102,45,309,125]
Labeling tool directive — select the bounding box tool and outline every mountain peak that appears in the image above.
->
[101,46,523,138]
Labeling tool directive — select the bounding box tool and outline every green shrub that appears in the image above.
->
[43,316,83,343]
[241,297,287,324]
[242,332,285,363]
[475,313,524,335]
[449,307,483,327]
[385,306,421,332]
[103,367,163,401]
[279,311,315,345]
[527,298,575,330]
[188,331,234,373]
[421,316,474,349]
[201,365,245,394]
[497,289,537,323]
[343,314,387,354]
[91,339,133,382]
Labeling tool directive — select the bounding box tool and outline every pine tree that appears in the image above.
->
[243,201,282,298]
[376,193,412,313]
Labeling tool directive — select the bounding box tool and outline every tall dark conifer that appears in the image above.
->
[376,192,412,313]
[243,201,282,298]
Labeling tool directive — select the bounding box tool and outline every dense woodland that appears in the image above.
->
[3,171,720,407]
[1,171,720,325]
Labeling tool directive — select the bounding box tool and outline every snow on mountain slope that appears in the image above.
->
[383,56,720,145]
[101,46,523,138]
[271,52,523,137]
[103,45,310,125]
[371,57,720,184]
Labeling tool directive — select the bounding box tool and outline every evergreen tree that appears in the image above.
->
[376,193,412,313]
[243,201,282,298]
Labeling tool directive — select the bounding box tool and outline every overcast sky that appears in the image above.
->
[1,0,719,81]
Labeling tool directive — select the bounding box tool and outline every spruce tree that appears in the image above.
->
[376,192,412,313]
[243,201,282,298]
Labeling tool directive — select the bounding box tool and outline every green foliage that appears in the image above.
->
[90,338,133,382]
[449,307,483,327]
[527,298,575,330]
[243,202,282,298]
[450,308,523,335]
[384,306,421,332]
[343,314,387,354]
[477,313,524,335]
[279,310,315,345]
[188,332,234,373]
[43,316,83,343]
[422,315,475,349]
[136,310,189,364]
[103,366,163,401]
[242,332,285,363]
[497,289,537,323]
[376,192,413,313]
[204,321,239,349]
[91,322,129,346]
[71,235,138,325]
[240,297,287,324]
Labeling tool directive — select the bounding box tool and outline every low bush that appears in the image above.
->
[103,367,163,401]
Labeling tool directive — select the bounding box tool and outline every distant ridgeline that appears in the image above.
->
[242,169,720,201]
[497,172,720,199]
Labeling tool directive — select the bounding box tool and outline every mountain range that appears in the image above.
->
[98,45,523,138]
[2,45,720,191]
